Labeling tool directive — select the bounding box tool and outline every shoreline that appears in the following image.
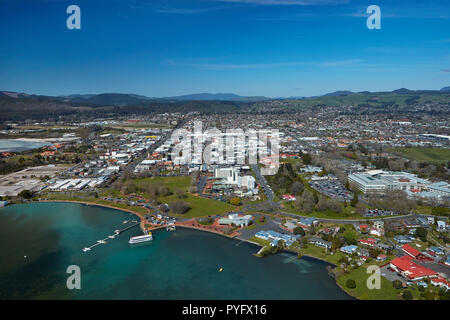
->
[33,199,355,299]
[38,200,148,232]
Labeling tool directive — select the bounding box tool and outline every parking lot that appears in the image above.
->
[309,179,353,202]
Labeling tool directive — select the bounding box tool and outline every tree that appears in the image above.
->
[402,290,413,300]
[229,198,241,206]
[331,238,341,251]
[175,189,187,199]
[169,201,190,214]
[350,192,359,207]
[293,226,305,236]
[415,227,428,242]
[346,279,356,289]
[392,280,402,289]
[18,189,34,199]
[301,153,312,165]
[290,181,304,195]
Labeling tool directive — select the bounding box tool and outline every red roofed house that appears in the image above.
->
[358,238,376,247]
[282,194,296,201]
[359,225,369,234]
[401,244,423,259]
[377,254,387,262]
[389,255,437,282]
[431,277,450,291]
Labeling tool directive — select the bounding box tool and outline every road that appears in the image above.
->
[197,175,207,195]
[250,164,275,201]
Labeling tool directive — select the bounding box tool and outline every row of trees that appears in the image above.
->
[295,189,342,214]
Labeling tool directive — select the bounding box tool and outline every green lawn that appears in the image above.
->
[282,201,362,219]
[336,265,405,300]
[298,244,345,265]
[248,236,270,247]
[133,176,192,191]
[103,176,235,218]
[390,147,450,164]
[158,193,235,218]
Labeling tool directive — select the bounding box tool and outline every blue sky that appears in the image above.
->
[0,0,449,97]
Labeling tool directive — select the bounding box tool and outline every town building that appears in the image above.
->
[389,255,437,281]
[310,237,331,249]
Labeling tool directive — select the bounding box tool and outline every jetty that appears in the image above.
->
[82,222,139,252]
[166,224,176,231]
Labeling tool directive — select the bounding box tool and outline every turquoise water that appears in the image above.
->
[0,139,50,152]
[0,202,352,300]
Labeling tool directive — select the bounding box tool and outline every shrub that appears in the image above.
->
[293,226,305,236]
[229,197,241,206]
[346,279,356,289]
[402,290,413,300]
[169,201,190,214]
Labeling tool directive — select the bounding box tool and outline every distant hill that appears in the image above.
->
[0,91,32,98]
[322,90,353,97]
[0,88,448,121]
[62,93,155,106]
[161,93,270,101]
[392,88,413,94]
[282,88,450,109]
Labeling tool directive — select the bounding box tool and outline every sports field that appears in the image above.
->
[390,147,450,164]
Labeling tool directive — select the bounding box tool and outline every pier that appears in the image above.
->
[82,222,140,252]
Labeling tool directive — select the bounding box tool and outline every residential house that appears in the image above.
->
[310,237,331,249]
[340,245,358,254]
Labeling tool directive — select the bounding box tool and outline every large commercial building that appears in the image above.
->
[348,170,429,194]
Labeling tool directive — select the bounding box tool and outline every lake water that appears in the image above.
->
[0,139,50,152]
[0,202,352,299]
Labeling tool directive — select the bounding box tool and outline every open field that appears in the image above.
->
[158,193,236,218]
[133,176,192,191]
[389,147,450,164]
[107,176,236,218]
[281,201,361,219]
[110,123,173,130]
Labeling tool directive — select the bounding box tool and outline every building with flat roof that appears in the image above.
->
[348,170,429,194]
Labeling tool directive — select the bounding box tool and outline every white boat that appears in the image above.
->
[129,233,153,244]
[97,240,107,244]
[82,248,91,252]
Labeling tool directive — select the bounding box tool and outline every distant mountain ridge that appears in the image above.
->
[161,92,269,101]
[0,86,450,106]
[1,87,448,106]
